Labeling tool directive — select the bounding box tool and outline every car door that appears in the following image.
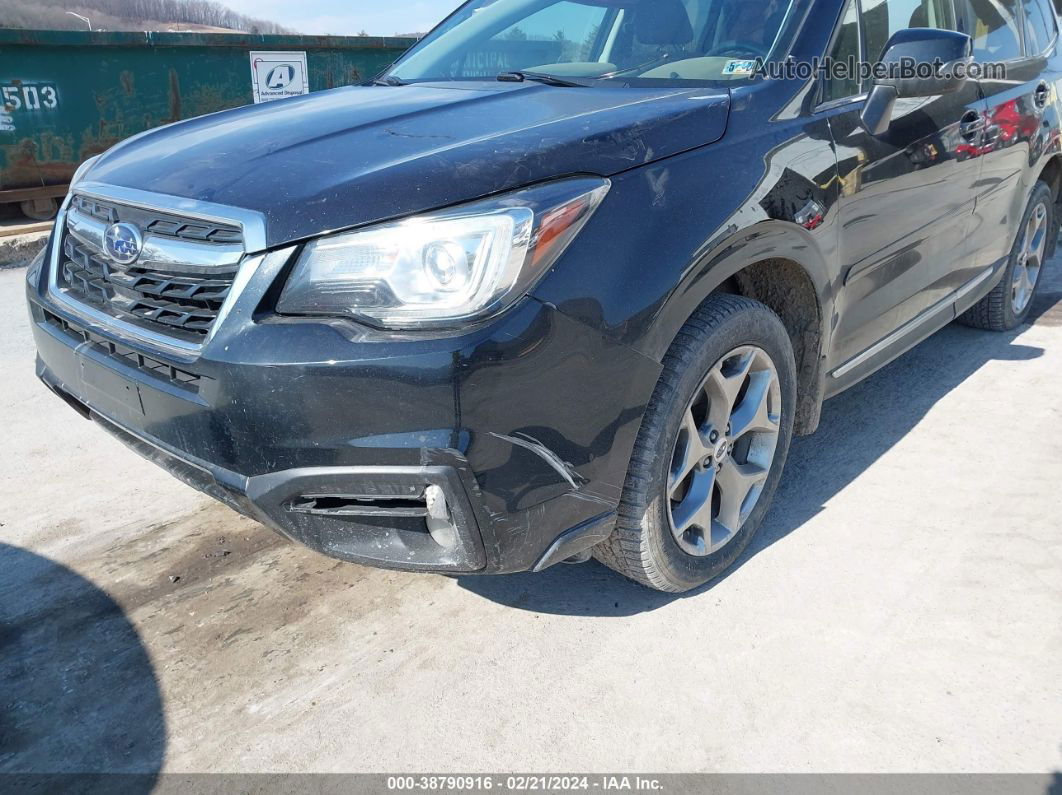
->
[962,0,1061,283]
[821,0,988,373]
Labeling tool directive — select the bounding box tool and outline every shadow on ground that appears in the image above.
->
[458,294,1059,615]
[0,543,164,786]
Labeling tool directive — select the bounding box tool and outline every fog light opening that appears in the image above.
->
[424,484,458,549]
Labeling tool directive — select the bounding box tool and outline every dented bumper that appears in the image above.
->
[26,247,661,573]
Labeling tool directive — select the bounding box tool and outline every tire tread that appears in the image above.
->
[594,294,785,591]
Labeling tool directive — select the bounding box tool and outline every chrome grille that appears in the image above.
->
[70,194,243,244]
[56,194,244,343]
[72,195,118,224]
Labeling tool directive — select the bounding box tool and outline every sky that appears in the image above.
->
[220,0,466,36]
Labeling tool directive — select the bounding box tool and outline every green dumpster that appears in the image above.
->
[0,29,415,218]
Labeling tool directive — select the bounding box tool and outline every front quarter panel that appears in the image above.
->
[532,79,842,423]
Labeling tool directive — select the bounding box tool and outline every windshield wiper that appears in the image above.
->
[497,71,587,87]
[599,53,673,79]
[372,75,407,86]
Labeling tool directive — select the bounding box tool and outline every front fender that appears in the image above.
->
[532,125,842,435]
[532,90,842,353]
[642,219,836,362]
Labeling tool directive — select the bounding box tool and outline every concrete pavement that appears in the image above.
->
[1,259,1060,775]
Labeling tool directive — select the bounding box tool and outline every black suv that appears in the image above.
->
[26,0,1060,592]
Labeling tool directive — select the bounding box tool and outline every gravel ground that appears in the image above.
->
[0,229,50,269]
[1,254,1060,775]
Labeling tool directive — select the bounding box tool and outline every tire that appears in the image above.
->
[19,198,58,222]
[959,181,1054,331]
[595,294,797,593]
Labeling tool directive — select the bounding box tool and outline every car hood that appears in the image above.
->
[85,82,730,249]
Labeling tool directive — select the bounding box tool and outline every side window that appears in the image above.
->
[821,0,959,105]
[967,0,1023,60]
[823,0,862,102]
[1022,0,1058,54]
[864,0,957,62]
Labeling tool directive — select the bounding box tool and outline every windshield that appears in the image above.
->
[388,0,807,85]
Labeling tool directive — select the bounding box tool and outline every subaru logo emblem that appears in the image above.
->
[103,222,143,265]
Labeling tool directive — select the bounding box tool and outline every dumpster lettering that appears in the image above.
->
[2,83,59,112]
[0,29,415,198]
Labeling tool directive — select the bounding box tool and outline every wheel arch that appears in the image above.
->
[1037,154,1062,197]
[1037,154,1062,258]
[648,221,834,436]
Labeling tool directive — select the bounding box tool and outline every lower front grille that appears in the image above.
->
[43,308,207,393]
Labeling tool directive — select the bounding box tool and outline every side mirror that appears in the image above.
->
[860,28,973,135]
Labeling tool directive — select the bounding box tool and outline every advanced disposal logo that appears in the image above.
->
[250,51,310,103]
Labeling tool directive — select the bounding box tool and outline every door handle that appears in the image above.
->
[1034,81,1050,110]
[960,111,985,140]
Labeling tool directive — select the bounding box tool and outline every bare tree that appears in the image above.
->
[0,0,297,34]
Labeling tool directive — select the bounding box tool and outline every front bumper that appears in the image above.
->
[27,226,661,574]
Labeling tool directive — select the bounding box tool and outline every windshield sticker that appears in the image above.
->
[722,60,757,77]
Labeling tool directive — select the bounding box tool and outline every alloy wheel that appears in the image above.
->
[1013,202,1048,315]
[667,345,781,557]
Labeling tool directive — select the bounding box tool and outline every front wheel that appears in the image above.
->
[595,294,797,593]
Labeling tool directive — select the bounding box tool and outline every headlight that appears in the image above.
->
[277,177,610,329]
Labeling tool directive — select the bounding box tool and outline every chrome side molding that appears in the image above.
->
[831,267,996,379]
